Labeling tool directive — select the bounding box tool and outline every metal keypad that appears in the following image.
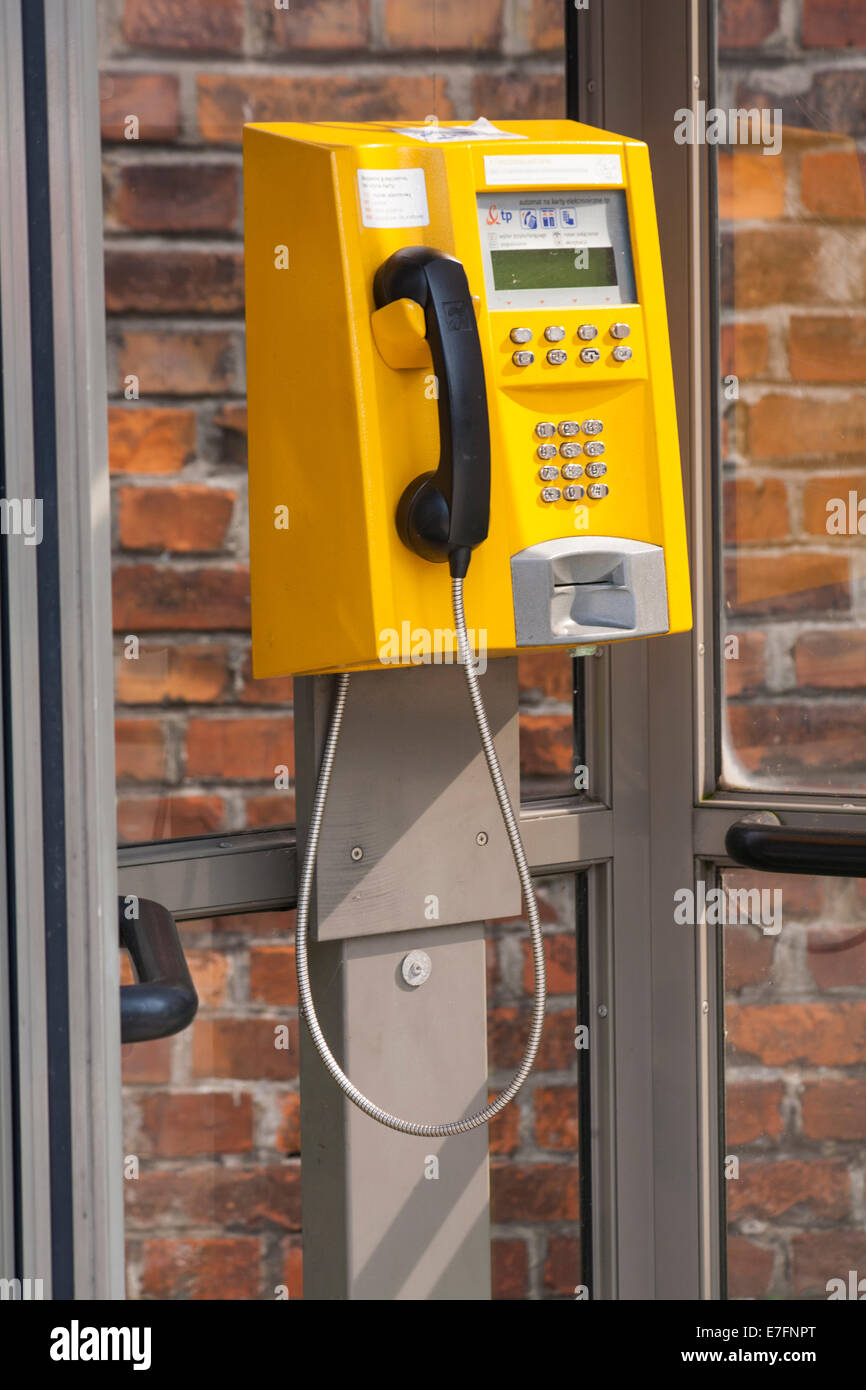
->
[510,327,532,344]
[546,349,568,366]
[579,348,601,364]
[535,422,556,438]
[587,483,609,499]
[558,421,580,437]
[537,443,557,460]
[559,442,582,458]
[513,350,534,367]
[582,419,603,435]
[540,487,562,503]
[538,466,559,482]
[585,462,607,479]
[561,463,582,480]
[563,484,584,501]
[584,441,605,457]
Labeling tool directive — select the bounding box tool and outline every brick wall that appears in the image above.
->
[100,0,577,1299]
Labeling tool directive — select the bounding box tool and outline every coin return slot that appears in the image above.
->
[511,537,669,646]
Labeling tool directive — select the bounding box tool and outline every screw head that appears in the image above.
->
[402,950,432,988]
[350,846,363,862]
[476,831,489,846]
[597,1004,608,1018]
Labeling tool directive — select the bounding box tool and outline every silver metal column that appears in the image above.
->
[296,660,521,1300]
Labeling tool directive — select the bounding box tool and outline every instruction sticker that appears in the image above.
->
[483,153,624,187]
[357,168,430,228]
[390,118,526,144]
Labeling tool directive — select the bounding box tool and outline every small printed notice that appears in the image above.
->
[357,168,430,228]
[483,153,624,187]
[390,117,526,144]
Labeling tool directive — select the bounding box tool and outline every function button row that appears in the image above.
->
[612,345,632,362]
[510,327,533,344]
[577,324,598,341]
[610,323,630,340]
[546,349,568,365]
[512,349,534,367]
[579,348,601,364]
[544,326,566,342]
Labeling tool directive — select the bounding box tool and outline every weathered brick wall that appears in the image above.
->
[100,0,577,1299]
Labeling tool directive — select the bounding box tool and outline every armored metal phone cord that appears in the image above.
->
[294,576,547,1136]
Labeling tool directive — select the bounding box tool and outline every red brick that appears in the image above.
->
[280,1237,303,1298]
[723,478,788,543]
[488,1094,520,1157]
[197,74,452,144]
[719,0,779,46]
[725,553,850,617]
[726,1236,774,1299]
[807,927,866,988]
[138,1092,253,1157]
[249,946,297,1007]
[791,316,866,384]
[530,0,566,51]
[105,249,244,315]
[803,0,866,48]
[721,322,769,379]
[792,1232,866,1297]
[141,1237,260,1300]
[489,1007,576,1070]
[252,0,369,50]
[123,0,243,52]
[801,149,866,219]
[118,485,235,553]
[726,702,866,777]
[239,652,293,705]
[192,1018,298,1080]
[544,1234,581,1295]
[108,407,195,475]
[718,151,786,219]
[748,394,866,459]
[100,72,180,143]
[491,1239,527,1300]
[115,718,167,781]
[126,1166,301,1231]
[115,330,242,395]
[534,1086,578,1152]
[519,713,573,776]
[276,1093,301,1155]
[186,717,292,780]
[722,631,766,697]
[802,1079,866,1139]
[244,794,296,828]
[724,924,774,991]
[384,0,503,48]
[727,1159,849,1222]
[121,1036,173,1083]
[117,794,226,843]
[112,162,240,233]
[517,652,573,703]
[185,949,231,1008]
[726,1081,784,1145]
[112,564,250,631]
[521,932,575,996]
[725,870,821,918]
[726,1001,866,1065]
[795,630,866,690]
[183,910,293,939]
[732,228,833,308]
[115,643,230,704]
[491,1163,579,1222]
[472,72,565,120]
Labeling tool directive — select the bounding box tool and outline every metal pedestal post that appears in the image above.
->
[295,659,521,1300]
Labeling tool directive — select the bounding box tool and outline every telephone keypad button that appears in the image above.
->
[546,349,568,365]
[535,421,557,438]
[580,348,601,364]
[539,466,560,482]
[559,442,582,458]
[612,345,633,362]
[512,349,534,367]
[610,323,631,340]
[582,419,603,435]
[558,420,580,437]
[563,485,585,501]
[584,441,605,457]
[510,327,532,344]
[585,462,607,479]
[587,483,609,499]
[537,443,558,461]
[544,326,566,342]
[561,463,583,480]
[540,487,562,503]
[577,324,598,341]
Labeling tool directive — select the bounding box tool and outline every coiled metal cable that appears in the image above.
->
[294,576,547,1136]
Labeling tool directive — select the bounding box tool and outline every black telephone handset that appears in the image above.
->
[374,247,491,579]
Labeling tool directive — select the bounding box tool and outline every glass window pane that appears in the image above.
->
[722,867,866,1300]
[716,2,866,793]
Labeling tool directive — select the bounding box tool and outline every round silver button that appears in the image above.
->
[544,326,566,342]
[563,484,585,501]
[558,420,580,437]
[539,465,559,482]
[582,419,603,435]
[512,349,534,367]
[537,443,557,461]
[535,421,557,438]
[612,345,633,362]
[578,324,598,341]
[540,487,562,503]
[584,441,605,457]
[610,323,630,340]
[560,441,582,458]
[510,327,532,344]
[587,483,609,499]
[561,463,583,480]
[585,462,607,478]
[580,347,601,364]
[546,349,568,365]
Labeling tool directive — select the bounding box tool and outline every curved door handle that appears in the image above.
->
[120,897,198,1043]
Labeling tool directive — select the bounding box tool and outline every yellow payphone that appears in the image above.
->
[243,119,691,1137]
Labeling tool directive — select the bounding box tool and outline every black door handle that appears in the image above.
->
[119,897,198,1043]
[725,821,866,878]
[374,246,491,579]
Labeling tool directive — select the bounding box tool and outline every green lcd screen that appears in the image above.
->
[490,246,618,293]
